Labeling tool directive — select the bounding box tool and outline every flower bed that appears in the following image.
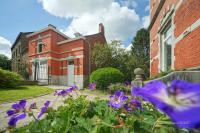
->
[5,80,200,133]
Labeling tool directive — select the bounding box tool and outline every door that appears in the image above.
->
[32,63,35,80]
[68,60,75,86]
[32,62,38,81]
[38,61,48,81]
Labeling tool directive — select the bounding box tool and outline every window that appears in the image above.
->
[68,60,74,65]
[19,45,20,54]
[38,43,43,53]
[161,22,172,71]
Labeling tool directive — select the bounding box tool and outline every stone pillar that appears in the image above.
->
[131,68,144,87]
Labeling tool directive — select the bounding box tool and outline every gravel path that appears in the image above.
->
[0,86,108,132]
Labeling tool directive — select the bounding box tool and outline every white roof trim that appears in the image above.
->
[27,27,70,39]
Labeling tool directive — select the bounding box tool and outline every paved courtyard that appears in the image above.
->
[0,86,108,132]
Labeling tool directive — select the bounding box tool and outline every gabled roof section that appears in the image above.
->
[57,23,106,45]
[27,24,70,39]
[57,32,106,45]
[85,32,107,44]
[11,32,33,50]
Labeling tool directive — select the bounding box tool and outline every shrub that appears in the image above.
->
[108,83,130,93]
[0,68,23,88]
[90,67,124,89]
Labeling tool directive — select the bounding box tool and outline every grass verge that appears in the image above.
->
[0,85,54,103]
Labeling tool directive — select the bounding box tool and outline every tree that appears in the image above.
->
[0,54,11,70]
[91,40,137,81]
[131,28,150,77]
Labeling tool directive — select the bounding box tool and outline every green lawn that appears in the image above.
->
[0,85,54,103]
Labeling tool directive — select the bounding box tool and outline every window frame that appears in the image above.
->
[37,43,43,53]
[161,21,172,71]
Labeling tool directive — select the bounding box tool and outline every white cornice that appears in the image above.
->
[27,27,70,39]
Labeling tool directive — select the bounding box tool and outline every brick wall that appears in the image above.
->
[151,58,159,76]
[174,0,200,38]
[174,26,200,69]
[150,0,200,76]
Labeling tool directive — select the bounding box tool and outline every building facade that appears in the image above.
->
[11,32,33,77]
[28,24,106,88]
[149,0,200,76]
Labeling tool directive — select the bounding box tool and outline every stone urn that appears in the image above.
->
[131,68,144,87]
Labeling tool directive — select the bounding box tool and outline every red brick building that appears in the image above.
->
[28,24,106,88]
[149,0,200,76]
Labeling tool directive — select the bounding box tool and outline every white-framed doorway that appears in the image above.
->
[32,60,48,81]
[68,60,75,86]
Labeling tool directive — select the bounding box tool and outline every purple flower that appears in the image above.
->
[54,90,69,97]
[8,113,26,127]
[6,99,27,126]
[88,83,96,90]
[108,91,128,109]
[37,101,50,119]
[29,102,37,110]
[124,99,143,112]
[69,85,79,91]
[54,86,79,97]
[125,81,131,86]
[132,80,200,128]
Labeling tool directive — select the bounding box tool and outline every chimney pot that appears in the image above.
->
[48,24,56,29]
[99,23,104,34]
[74,32,82,37]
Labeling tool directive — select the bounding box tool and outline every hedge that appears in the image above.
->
[0,68,23,88]
[90,67,124,89]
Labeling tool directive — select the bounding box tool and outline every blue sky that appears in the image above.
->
[0,0,150,58]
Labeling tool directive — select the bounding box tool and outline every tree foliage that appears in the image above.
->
[91,28,150,80]
[91,41,136,81]
[131,28,150,77]
[0,54,11,70]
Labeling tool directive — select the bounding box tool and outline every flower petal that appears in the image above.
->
[29,102,37,109]
[37,107,47,119]
[165,106,200,128]
[115,90,124,97]
[19,99,26,108]
[7,110,15,116]
[44,101,50,107]
[12,103,20,110]
[8,113,26,126]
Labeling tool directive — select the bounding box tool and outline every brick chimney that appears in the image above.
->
[74,32,82,37]
[99,23,104,34]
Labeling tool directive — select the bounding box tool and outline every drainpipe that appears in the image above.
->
[88,43,91,75]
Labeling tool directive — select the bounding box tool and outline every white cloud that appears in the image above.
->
[38,0,141,43]
[0,36,11,58]
[142,15,150,28]
[38,0,113,18]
